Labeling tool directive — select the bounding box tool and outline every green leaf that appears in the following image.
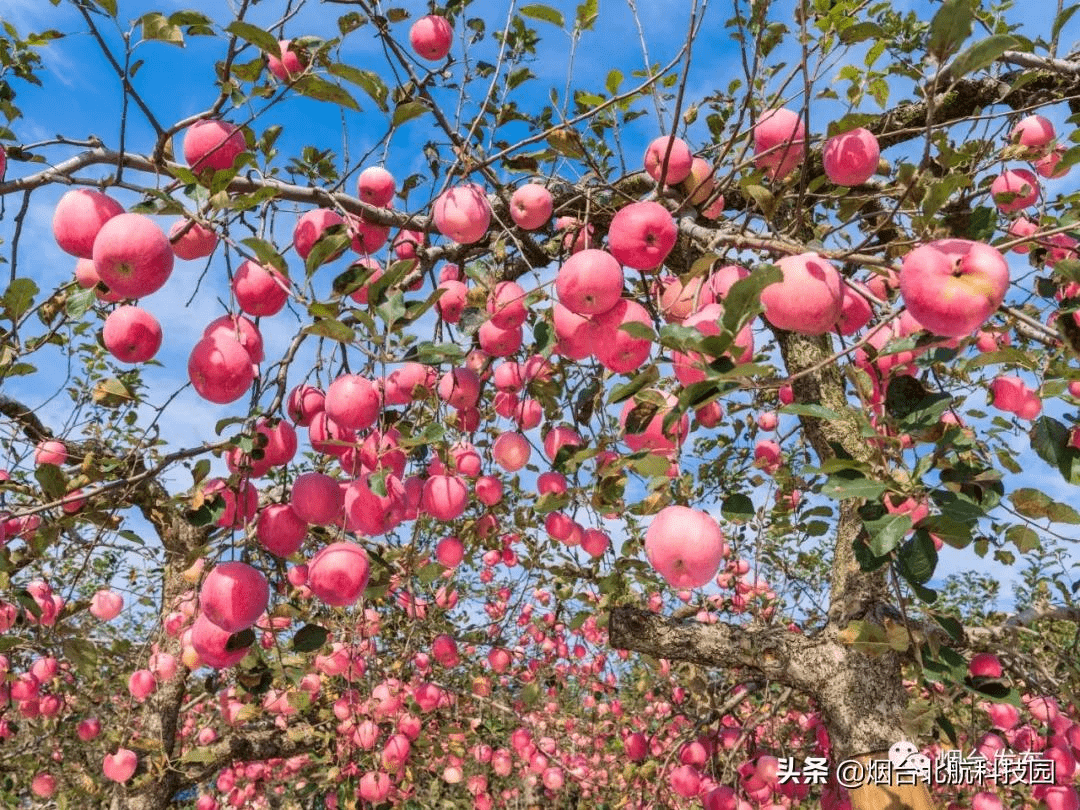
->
[722,494,755,523]
[35,464,67,499]
[1008,488,1080,524]
[884,376,952,429]
[239,237,288,275]
[95,0,118,16]
[291,75,360,111]
[605,69,623,95]
[62,638,99,674]
[1006,525,1041,553]
[931,613,964,642]
[139,12,184,46]
[575,0,599,30]
[865,512,912,556]
[928,0,973,61]
[838,21,883,44]
[1031,416,1080,484]
[779,403,840,420]
[226,628,256,652]
[947,35,1021,79]
[392,101,430,127]
[521,4,565,27]
[721,264,781,334]
[292,624,329,652]
[327,64,389,112]
[1053,4,1080,45]
[226,20,280,54]
[898,530,938,585]
[65,286,95,319]
[2,277,39,321]
[822,471,889,500]
[304,320,355,343]
[608,365,659,404]
[304,227,351,274]
[619,321,656,341]
[192,458,211,486]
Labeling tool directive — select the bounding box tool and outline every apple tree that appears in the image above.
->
[1,0,1080,809]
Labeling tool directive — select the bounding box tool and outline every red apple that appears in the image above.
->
[324,374,380,432]
[183,120,246,172]
[823,127,880,186]
[760,252,843,334]
[290,472,344,526]
[680,157,717,206]
[422,475,468,521]
[1012,114,1055,151]
[754,108,805,178]
[306,542,369,604]
[433,184,491,244]
[620,391,688,454]
[436,536,464,567]
[487,280,528,329]
[478,320,522,357]
[607,201,677,270]
[190,613,251,668]
[199,561,269,633]
[53,189,125,259]
[438,367,481,409]
[643,135,693,184]
[169,219,217,260]
[510,183,553,230]
[90,589,123,621]
[436,280,467,323]
[645,506,724,588]
[899,239,1009,337]
[232,260,290,316]
[409,15,453,61]
[102,305,163,363]
[493,432,530,472]
[556,248,624,315]
[991,168,1039,212]
[837,281,873,335]
[188,334,255,403]
[287,384,325,426]
[256,504,307,557]
[357,166,395,206]
[103,748,138,783]
[93,213,174,298]
[293,208,345,261]
[267,39,305,82]
[592,299,654,373]
[202,313,263,363]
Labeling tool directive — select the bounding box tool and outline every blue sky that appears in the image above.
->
[1,0,1078,622]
